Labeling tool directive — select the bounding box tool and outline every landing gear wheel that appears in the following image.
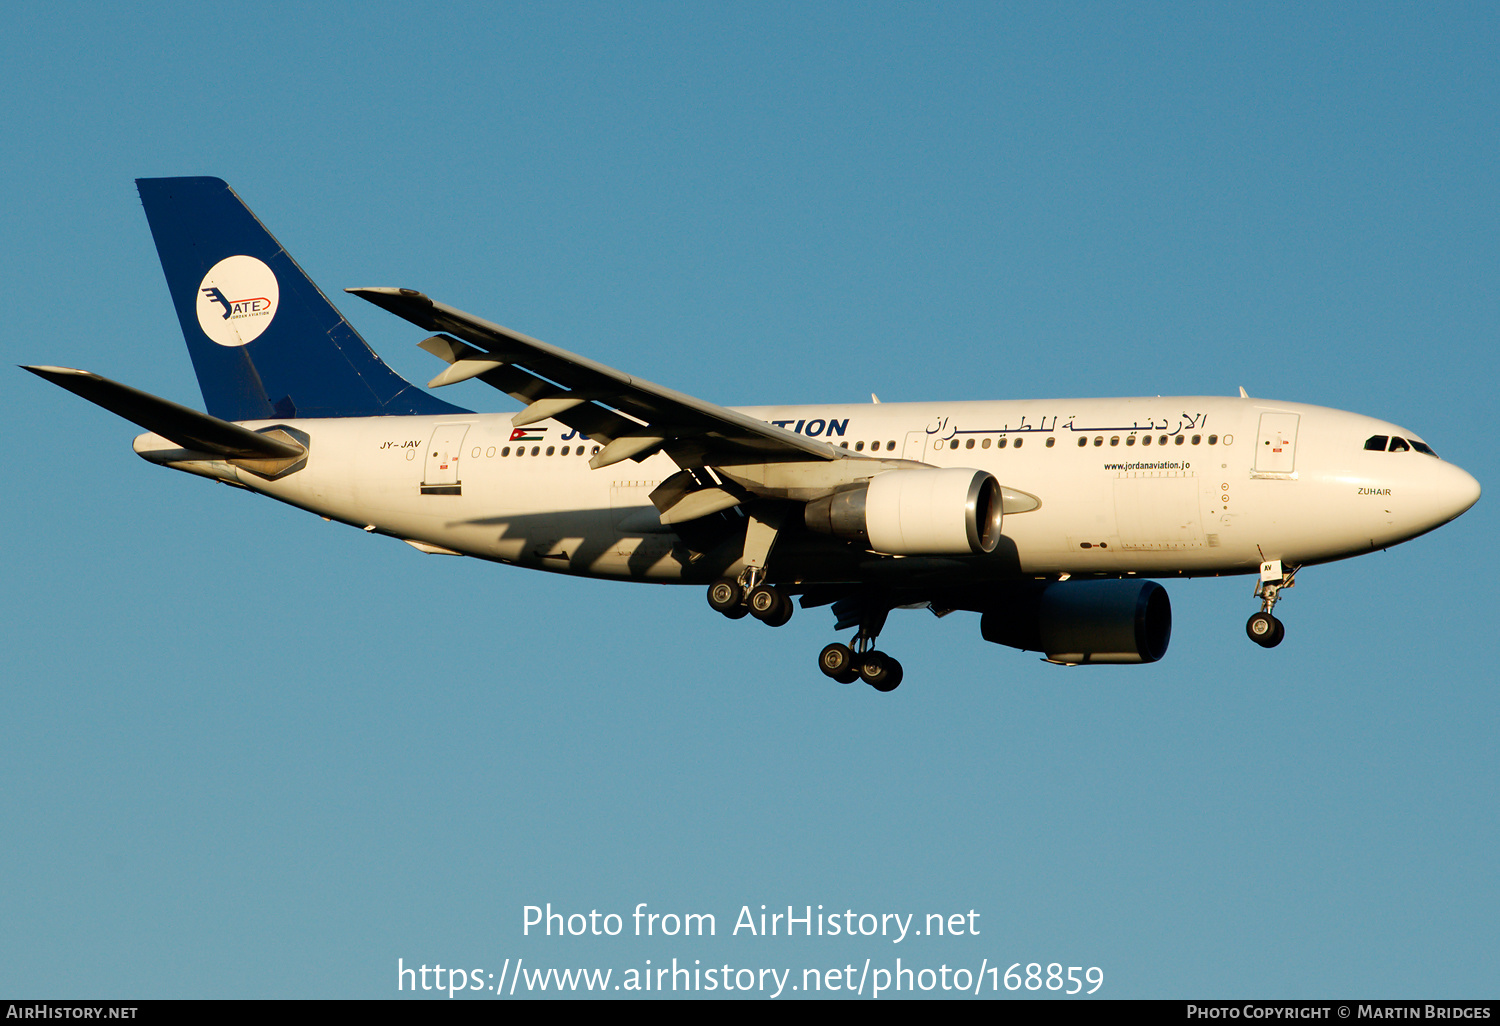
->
[707,579,746,618]
[857,651,904,692]
[1246,612,1284,648]
[748,585,792,626]
[763,596,793,627]
[747,584,778,617]
[819,643,858,684]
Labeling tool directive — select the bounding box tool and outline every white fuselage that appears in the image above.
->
[136,395,1480,585]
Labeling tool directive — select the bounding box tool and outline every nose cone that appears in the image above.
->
[1431,460,1481,526]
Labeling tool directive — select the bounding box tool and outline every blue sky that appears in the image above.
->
[1,1,1495,999]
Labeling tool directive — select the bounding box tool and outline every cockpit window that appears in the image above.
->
[1364,433,1439,457]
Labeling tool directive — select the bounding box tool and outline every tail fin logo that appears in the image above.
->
[195,255,279,347]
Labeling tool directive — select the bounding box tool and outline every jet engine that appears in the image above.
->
[803,468,1004,556]
[980,579,1171,664]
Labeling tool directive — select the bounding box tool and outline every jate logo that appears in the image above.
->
[195,255,279,347]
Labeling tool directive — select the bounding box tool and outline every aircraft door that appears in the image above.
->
[422,423,470,495]
[1254,413,1300,475]
[902,431,927,463]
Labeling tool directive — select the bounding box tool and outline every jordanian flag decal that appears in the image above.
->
[510,427,545,442]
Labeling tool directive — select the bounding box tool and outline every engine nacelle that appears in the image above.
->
[980,579,1171,664]
[804,468,1004,555]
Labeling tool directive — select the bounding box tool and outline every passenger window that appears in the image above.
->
[1045,437,1055,448]
[1014,438,1023,449]
[950,440,959,449]
[1142,435,1152,446]
[1110,436,1120,446]
[501,446,510,456]
[1126,435,1136,446]
[981,438,991,449]
[560,446,570,456]
[855,441,864,451]
[1208,435,1218,445]
[1077,437,1087,447]
[887,441,896,450]
[592,446,601,455]
[1389,437,1410,453]
[1174,435,1185,445]
[1191,435,1201,445]
[1093,436,1103,446]
[486,447,496,457]
[1364,435,1389,451]
[1159,435,1168,446]
[531,446,541,456]
[965,438,975,449]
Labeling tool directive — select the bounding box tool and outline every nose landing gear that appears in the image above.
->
[1246,611,1285,647]
[1246,559,1296,648]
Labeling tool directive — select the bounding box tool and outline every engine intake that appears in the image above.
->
[980,579,1171,664]
[804,468,1004,556]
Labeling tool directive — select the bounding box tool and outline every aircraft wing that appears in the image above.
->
[346,287,843,470]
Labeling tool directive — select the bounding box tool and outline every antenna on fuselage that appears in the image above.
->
[1239,386,1250,398]
[871,393,881,404]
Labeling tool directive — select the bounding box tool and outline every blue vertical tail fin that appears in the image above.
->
[136,177,468,421]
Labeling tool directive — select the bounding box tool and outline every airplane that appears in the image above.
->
[25,177,1481,692]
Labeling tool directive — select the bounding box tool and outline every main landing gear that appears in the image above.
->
[817,604,902,692]
[705,506,794,626]
[704,506,901,692]
[706,572,793,627]
[818,641,903,692]
[705,578,904,692]
[1246,559,1296,649]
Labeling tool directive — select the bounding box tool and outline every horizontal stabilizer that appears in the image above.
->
[23,365,305,461]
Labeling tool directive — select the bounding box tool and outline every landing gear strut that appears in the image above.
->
[1246,559,1295,648]
[817,602,903,691]
[704,505,795,627]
